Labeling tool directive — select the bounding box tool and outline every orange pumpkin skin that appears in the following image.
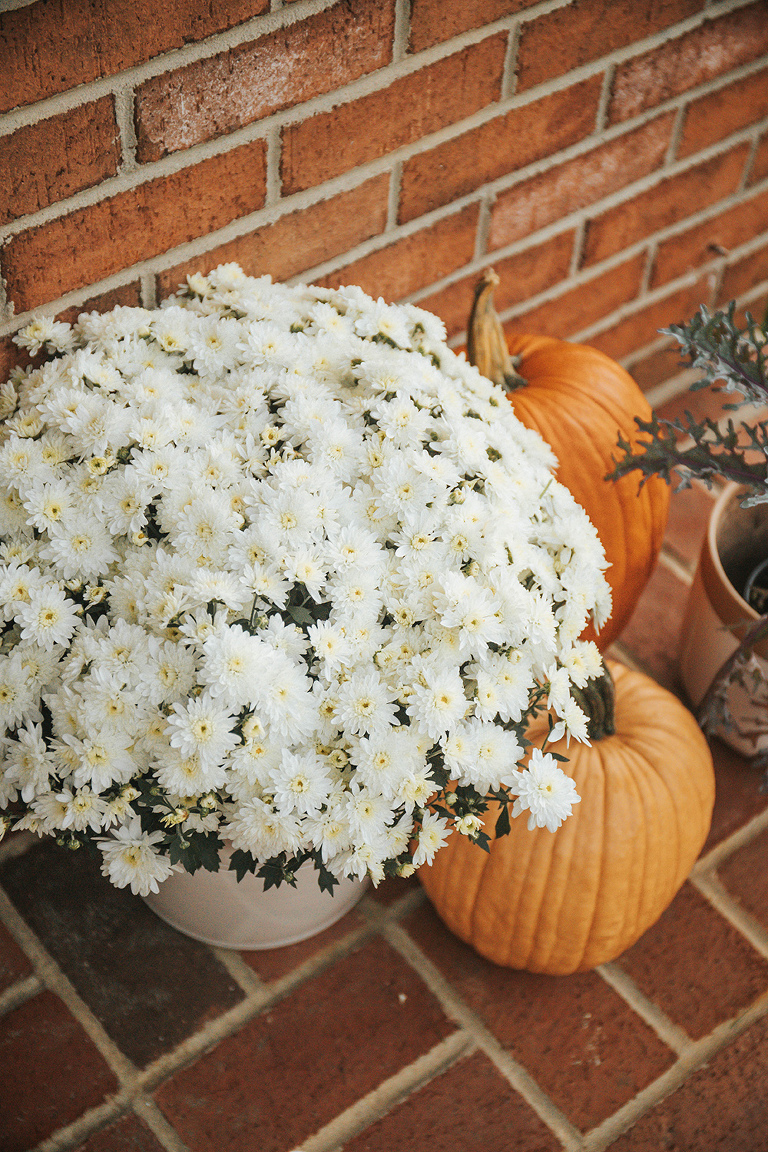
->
[418,661,715,975]
[503,334,671,649]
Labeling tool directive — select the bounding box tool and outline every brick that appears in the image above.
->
[415,231,576,339]
[663,477,718,572]
[615,561,690,691]
[57,282,145,327]
[582,144,750,268]
[0,98,119,226]
[0,921,32,992]
[153,936,455,1152]
[628,343,689,392]
[156,174,390,298]
[134,1,396,162]
[679,66,768,159]
[610,1012,768,1151]
[409,0,539,51]
[502,252,645,342]
[516,0,701,92]
[314,204,480,301]
[586,276,714,362]
[2,140,268,313]
[405,904,675,1131]
[0,840,245,1068]
[489,114,675,250]
[0,989,119,1150]
[343,1050,562,1152]
[73,1114,168,1152]
[704,737,768,852]
[366,871,421,907]
[609,1,768,124]
[718,826,768,932]
[718,241,768,307]
[0,0,270,114]
[657,381,752,438]
[651,186,768,288]
[399,75,603,224]
[750,130,768,186]
[281,35,507,197]
[240,904,363,982]
[618,882,768,1038]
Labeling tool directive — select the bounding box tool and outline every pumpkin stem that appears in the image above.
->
[467,269,528,391]
[569,660,616,741]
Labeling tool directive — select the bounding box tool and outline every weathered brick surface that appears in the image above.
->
[0,921,32,992]
[399,75,603,223]
[314,204,480,301]
[586,276,713,362]
[416,231,576,339]
[750,131,768,186]
[489,113,674,250]
[0,0,270,114]
[617,883,768,1038]
[343,1050,563,1152]
[717,827,768,933]
[153,936,455,1152]
[73,1114,169,1152]
[0,840,245,1068]
[612,558,690,691]
[155,175,390,297]
[582,144,750,268]
[2,140,268,313]
[718,242,768,307]
[0,990,119,1150]
[609,1012,768,1151]
[703,738,768,853]
[134,0,396,162]
[281,35,507,196]
[503,252,646,342]
[409,0,539,52]
[650,186,768,288]
[0,98,119,226]
[515,0,701,92]
[678,66,768,159]
[405,904,675,1132]
[608,1,768,124]
[628,343,689,392]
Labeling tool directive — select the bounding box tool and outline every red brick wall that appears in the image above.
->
[2,0,768,399]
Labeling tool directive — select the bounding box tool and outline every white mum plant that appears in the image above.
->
[0,265,611,897]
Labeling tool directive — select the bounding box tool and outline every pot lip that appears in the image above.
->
[702,482,765,641]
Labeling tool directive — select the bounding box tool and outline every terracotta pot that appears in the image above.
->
[679,482,768,756]
[143,845,367,949]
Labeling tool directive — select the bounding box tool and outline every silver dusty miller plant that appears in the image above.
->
[610,302,768,766]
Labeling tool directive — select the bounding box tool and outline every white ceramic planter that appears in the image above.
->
[679,482,768,756]
[143,845,367,949]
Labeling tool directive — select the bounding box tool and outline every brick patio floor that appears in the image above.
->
[1,474,767,1152]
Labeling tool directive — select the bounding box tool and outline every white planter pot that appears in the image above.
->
[143,845,367,949]
[679,482,768,756]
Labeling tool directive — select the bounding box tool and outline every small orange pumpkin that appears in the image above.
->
[419,660,715,975]
[467,270,670,648]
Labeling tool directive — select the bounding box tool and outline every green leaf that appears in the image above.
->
[495,805,511,838]
[228,848,260,882]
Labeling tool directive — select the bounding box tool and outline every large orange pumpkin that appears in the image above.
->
[419,660,715,975]
[466,270,670,649]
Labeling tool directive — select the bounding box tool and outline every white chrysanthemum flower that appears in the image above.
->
[16,585,80,650]
[511,748,581,833]
[166,691,239,770]
[0,267,612,890]
[98,817,178,896]
[412,810,451,868]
